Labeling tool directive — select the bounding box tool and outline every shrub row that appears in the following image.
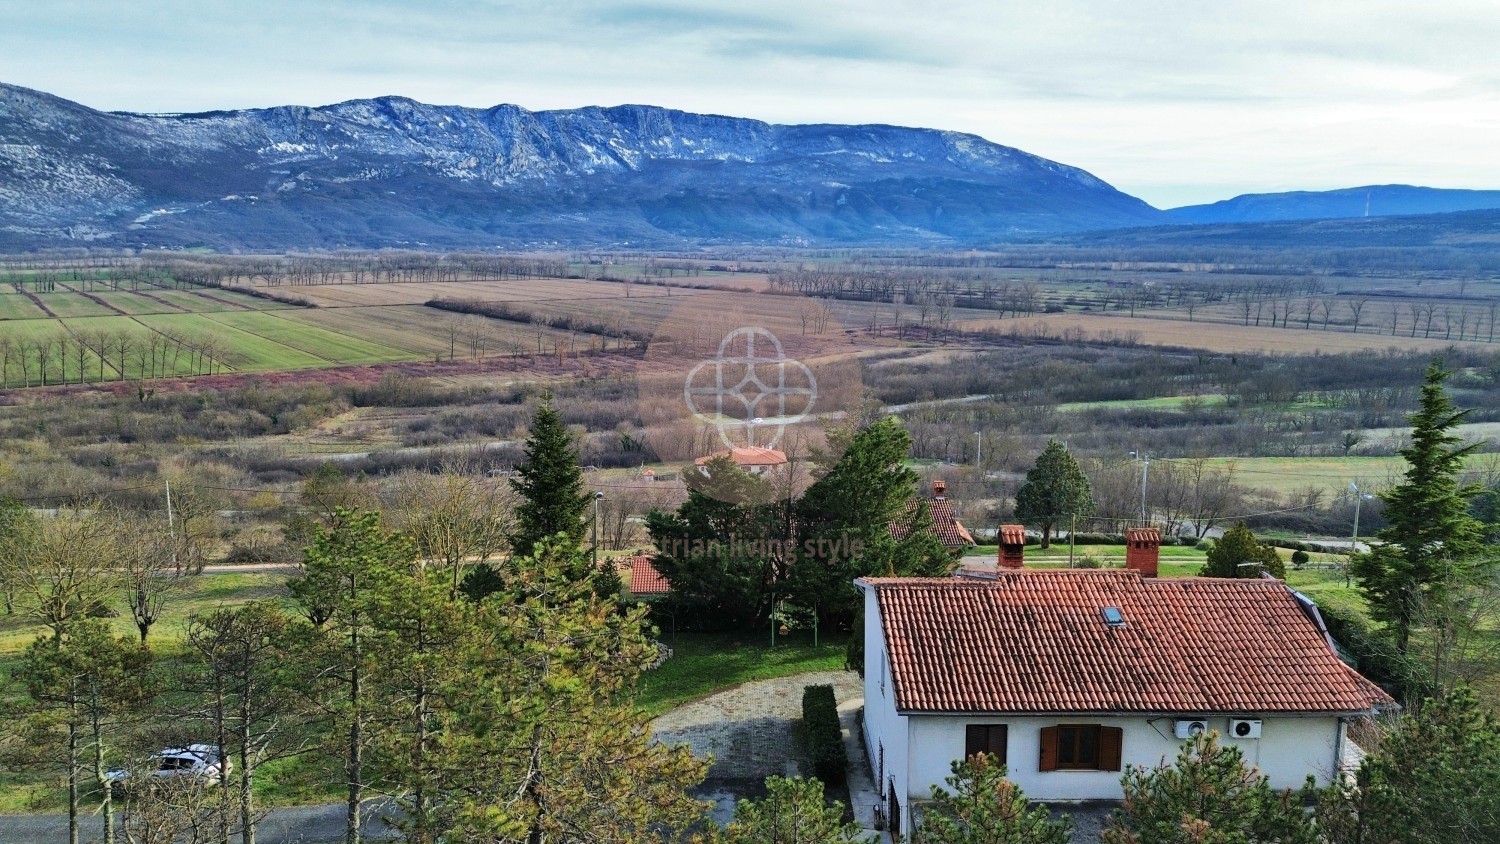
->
[1050,532,1189,546]
[801,684,847,785]
[1268,539,1352,555]
[1315,599,1433,699]
[426,298,654,343]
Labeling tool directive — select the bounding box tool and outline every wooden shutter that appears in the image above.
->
[1039,726,1059,772]
[965,725,985,760]
[964,725,1008,765]
[1098,726,1124,771]
[989,725,1008,766]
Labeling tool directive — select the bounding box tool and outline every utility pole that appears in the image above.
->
[592,491,604,571]
[1348,482,1372,587]
[165,479,178,575]
[1130,451,1150,527]
[974,431,982,470]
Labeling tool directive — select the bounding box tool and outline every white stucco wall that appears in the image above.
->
[860,584,911,812]
[905,714,1345,803]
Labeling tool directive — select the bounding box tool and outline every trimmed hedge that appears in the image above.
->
[802,684,847,785]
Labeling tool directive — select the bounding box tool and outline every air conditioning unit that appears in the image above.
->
[1229,719,1262,739]
[1174,719,1210,739]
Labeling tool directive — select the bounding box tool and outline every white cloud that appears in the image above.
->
[3,0,1497,206]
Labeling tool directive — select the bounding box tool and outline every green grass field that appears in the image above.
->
[0,293,51,321]
[1055,395,1228,413]
[201,311,422,366]
[1200,454,1500,497]
[634,630,850,718]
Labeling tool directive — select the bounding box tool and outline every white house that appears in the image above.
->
[857,559,1394,835]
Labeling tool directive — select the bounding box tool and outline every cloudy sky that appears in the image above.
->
[5,0,1498,207]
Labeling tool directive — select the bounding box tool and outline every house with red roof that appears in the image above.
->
[615,552,670,600]
[693,446,788,476]
[891,480,975,551]
[856,537,1394,832]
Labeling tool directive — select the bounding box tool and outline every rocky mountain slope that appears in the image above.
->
[0,83,1163,250]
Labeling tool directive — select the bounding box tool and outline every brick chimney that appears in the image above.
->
[1125,527,1161,577]
[932,479,947,499]
[998,524,1026,569]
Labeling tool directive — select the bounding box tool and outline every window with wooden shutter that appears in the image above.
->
[1041,724,1121,772]
[1039,726,1059,771]
[964,724,1008,765]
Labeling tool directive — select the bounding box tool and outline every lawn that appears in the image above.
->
[27,292,118,319]
[634,630,850,718]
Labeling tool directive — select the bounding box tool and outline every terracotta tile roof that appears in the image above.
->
[694,447,788,467]
[999,524,1027,545]
[864,571,1393,715]
[617,553,670,596]
[893,498,976,549]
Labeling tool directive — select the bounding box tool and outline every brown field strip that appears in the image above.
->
[265,278,692,308]
[955,312,1498,355]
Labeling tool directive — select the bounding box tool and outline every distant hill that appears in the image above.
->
[1168,185,1500,224]
[1055,207,1500,250]
[0,82,1164,251]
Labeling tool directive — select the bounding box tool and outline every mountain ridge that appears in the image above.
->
[1168,184,1500,224]
[0,82,1159,250]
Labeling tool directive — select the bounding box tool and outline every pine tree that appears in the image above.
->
[289,508,417,844]
[923,754,1072,844]
[1103,732,1318,844]
[1317,688,1500,844]
[711,776,871,844]
[1200,522,1284,578]
[1350,360,1491,658]
[1014,440,1095,549]
[508,393,592,556]
[15,620,153,844]
[419,539,709,842]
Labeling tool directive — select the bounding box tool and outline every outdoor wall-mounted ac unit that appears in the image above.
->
[1229,718,1262,739]
[1174,719,1209,739]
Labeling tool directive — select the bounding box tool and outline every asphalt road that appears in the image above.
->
[0,800,398,844]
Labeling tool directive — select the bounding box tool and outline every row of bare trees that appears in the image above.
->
[0,328,230,389]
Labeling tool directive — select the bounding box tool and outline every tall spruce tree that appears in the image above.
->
[792,417,951,627]
[508,393,592,556]
[1350,360,1491,659]
[1014,440,1095,549]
